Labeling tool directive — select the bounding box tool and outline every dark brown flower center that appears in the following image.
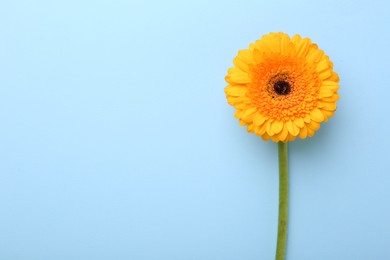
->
[273,80,291,95]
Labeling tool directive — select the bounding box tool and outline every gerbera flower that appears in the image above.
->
[224,32,340,142]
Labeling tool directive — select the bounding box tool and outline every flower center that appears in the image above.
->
[273,80,291,95]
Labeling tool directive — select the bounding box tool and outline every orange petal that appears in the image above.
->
[233,58,250,73]
[291,35,311,57]
[266,120,275,136]
[253,49,266,63]
[253,113,266,126]
[226,68,252,84]
[236,49,255,64]
[225,86,247,97]
[318,102,337,111]
[258,122,267,135]
[298,125,308,139]
[293,118,304,128]
[241,107,257,121]
[315,58,331,74]
[322,110,335,119]
[321,93,340,102]
[308,121,321,131]
[304,114,311,123]
[327,72,339,82]
[288,133,297,141]
[307,126,315,137]
[319,88,334,98]
[286,120,299,136]
[234,110,243,119]
[261,132,271,141]
[271,121,284,134]
[318,69,332,80]
[306,47,323,63]
[310,108,325,122]
[321,81,339,91]
[277,125,289,142]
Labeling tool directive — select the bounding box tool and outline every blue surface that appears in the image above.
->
[1,0,389,259]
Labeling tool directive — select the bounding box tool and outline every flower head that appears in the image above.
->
[225,32,340,142]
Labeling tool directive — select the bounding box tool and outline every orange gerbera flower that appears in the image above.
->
[224,32,340,142]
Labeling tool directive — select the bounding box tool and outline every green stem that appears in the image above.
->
[276,142,289,260]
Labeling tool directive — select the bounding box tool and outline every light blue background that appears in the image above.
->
[1,0,389,259]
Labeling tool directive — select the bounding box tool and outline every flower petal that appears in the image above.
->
[261,132,271,141]
[253,113,266,126]
[310,108,325,122]
[271,121,284,134]
[225,86,247,97]
[266,120,275,136]
[321,93,340,102]
[237,49,255,64]
[304,114,311,123]
[321,81,339,91]
[322,110,335,119]
[286,120,299,136]
[298,125,308,139]
[225,68,252,84]
[257,122,267,135]
[291,34,311,57]
[307,126,315,137]
[319,88,334,98]
[293,118,304,128]
[318,101,337,111]
[287,134,297,141]
[308,120,321,131]
[327,72,340,82]
[277,125,289,142]
[241,107,257,121]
